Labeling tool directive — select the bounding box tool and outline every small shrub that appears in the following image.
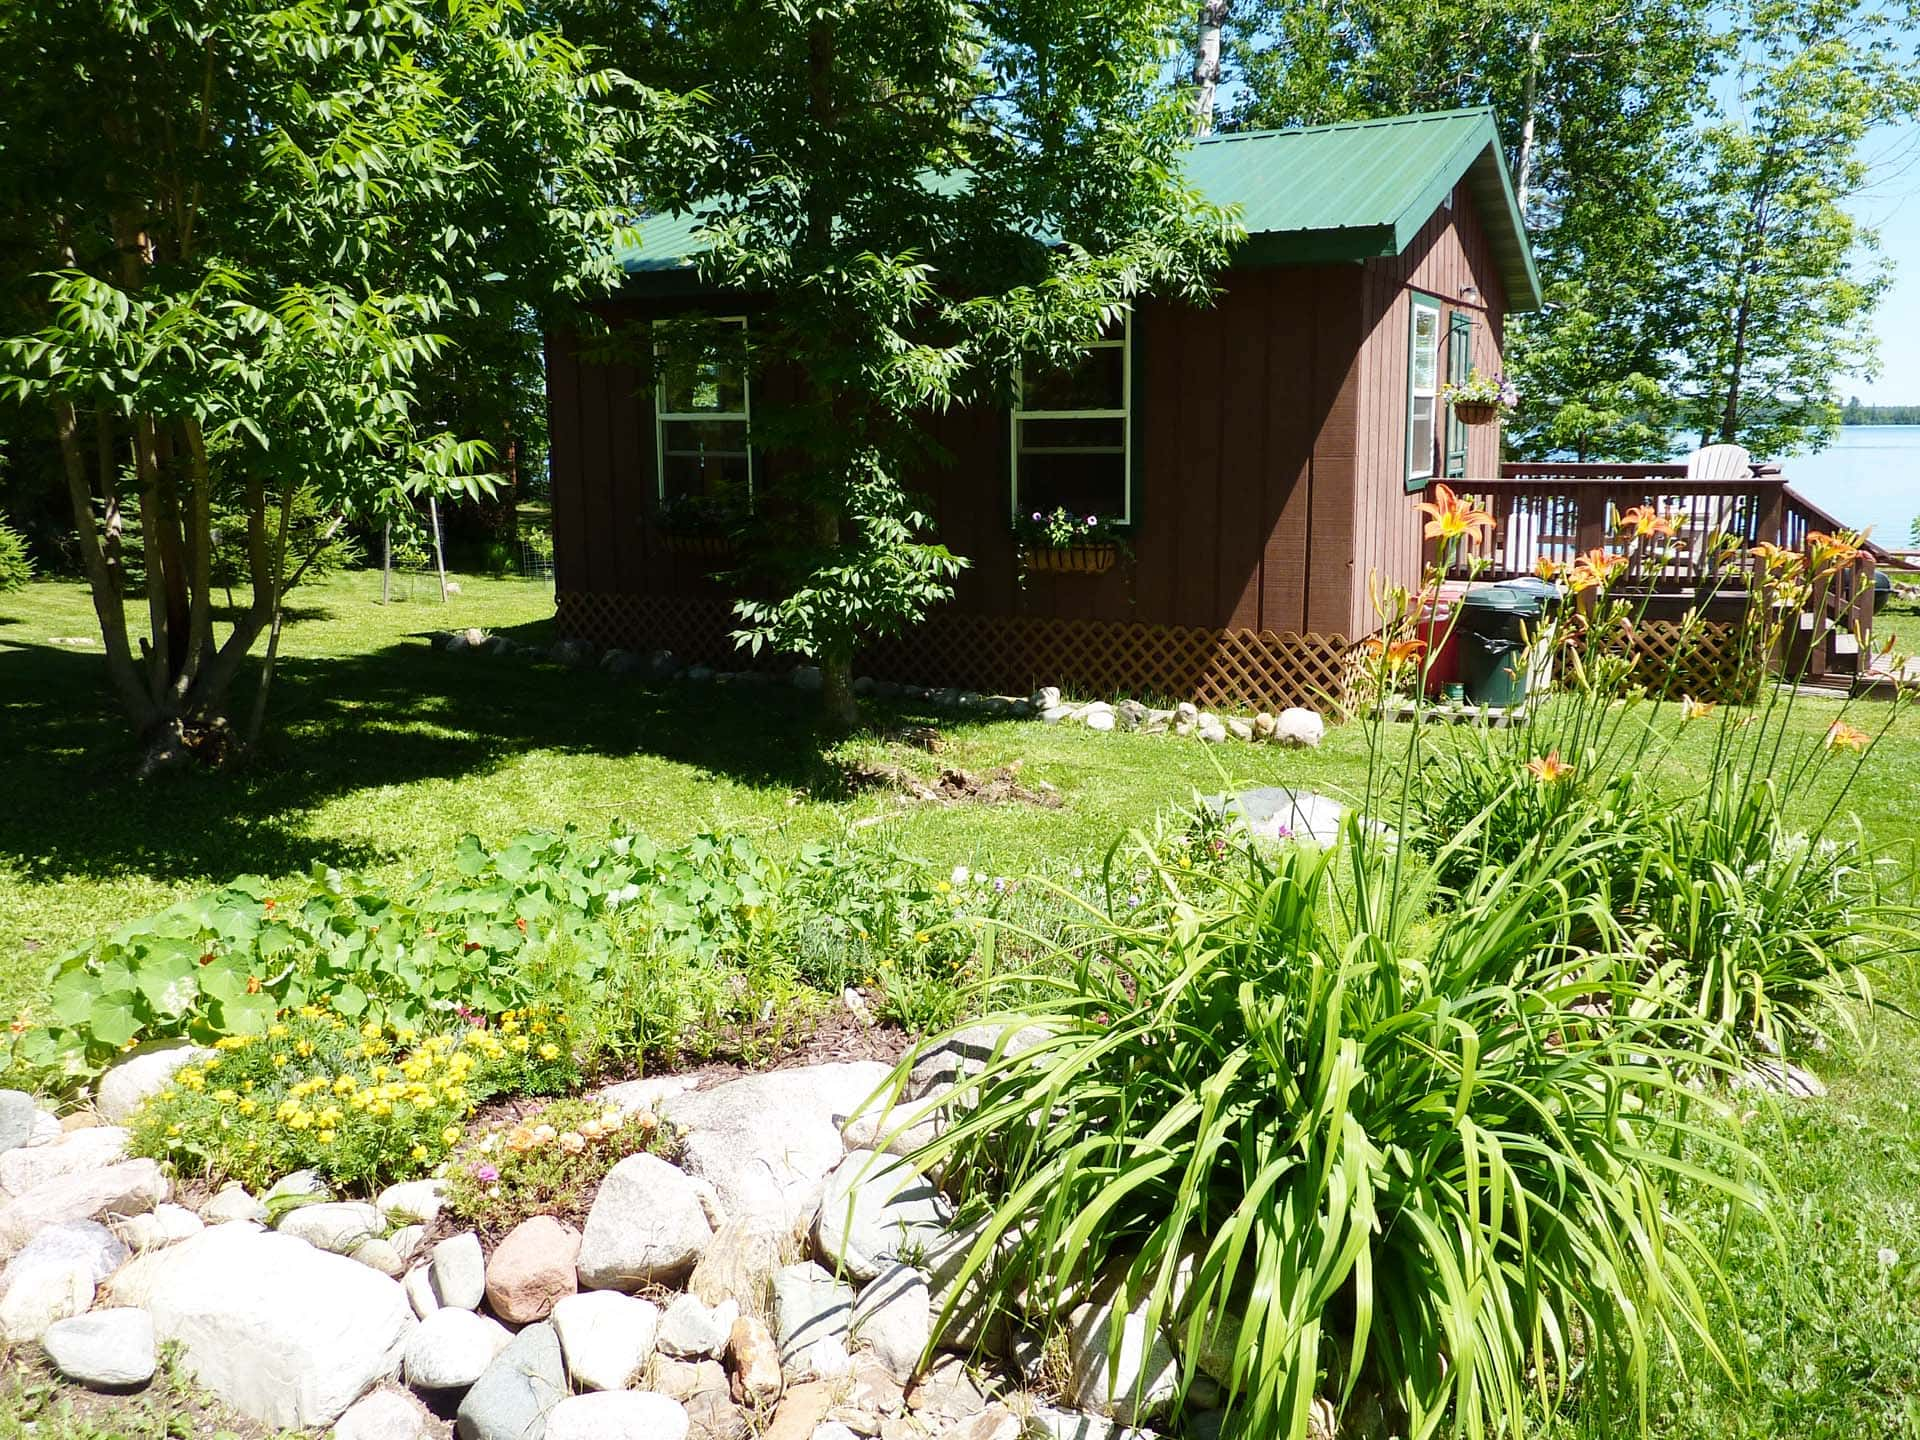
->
[0,518,29,593]
[444,1096,675,1237]
[127,1010,505,1190]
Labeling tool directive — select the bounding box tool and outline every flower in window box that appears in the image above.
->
[657,491,746,559]
[1013,508,1131,575]
[1443,368,1518,424]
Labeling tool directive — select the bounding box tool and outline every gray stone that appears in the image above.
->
[389,1225,428,1264]
[1251,712,1277,741]
[686,665,715,683]
[813,1151,948,1283]
[850,1262,929,1383]
[1225,717,1254,742]
[771,1262,855,1372]
[40,1307,156,1388]
[1273,707,1325,748]
[1142,708,1175,733]
[688,1217,783,1310]
[1024,1406,1119,1440]
[201,1183,267,1225]
[597,1074,698,1117]
[946,1406,1024,1440]
[1218,787,1352,847]
[94,1043,212,1124]
[332,1388,431,1440]
[906,1025,1051,1104]
[552,1289,658,1391]
[0,1219,126,1341]
[137,1223,414,1428]
[456,1321,567,1440]
[1084,710,1116,733]
[1031,686,1062,711]
[1041,705,1074,725]
[662,1063,893,1235]
[352,1238,407,1278]
[920,1217,1013,1353]
[431,1231,486,1310]
[0,1090,40,1154]
[547,1391,690,1440]
[376,1179,447,1227]
[1062,1292,1178,1424]
[1196,718,1229,744]
[1732,1059,1828,1098]
[792,666,824,692]
[654,1356,728,1401]
[1114,700,1148,732]
[403,1265,440,1319]
[405,1307,513,1391]
[656,1292,739,1359]
[264,1169,332,1205]
[111,1202,202,1251]
[577,1153,713,1290]
[0,1159,167,1261]
[647,650,682,680]
[278,1201,381,1255]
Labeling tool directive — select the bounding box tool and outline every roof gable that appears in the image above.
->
[620,106,1540,310]
[1191,108,1540,309]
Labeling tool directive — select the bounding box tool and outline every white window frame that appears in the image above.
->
[654,315,752,501]
[1009,312,1132,526]
[1406,294,1441,487]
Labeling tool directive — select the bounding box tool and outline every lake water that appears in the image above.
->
[1780,425,1920,548]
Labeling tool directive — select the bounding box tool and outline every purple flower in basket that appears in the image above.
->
[1498,376,1520,408]
[1031,512,1043,523]
[1086,515,1098,527]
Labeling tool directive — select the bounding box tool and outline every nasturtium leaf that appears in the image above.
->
[87,994,141,1049]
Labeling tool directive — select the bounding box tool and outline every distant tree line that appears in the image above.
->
[1843,399,1920,424]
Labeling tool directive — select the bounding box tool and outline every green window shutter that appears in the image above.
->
[1405,294,1442,492]
[1444,311,1472,479]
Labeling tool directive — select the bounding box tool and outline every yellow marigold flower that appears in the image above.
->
[441,1125,463,1145]
[213,1089,239,1105]
[287,1112,312,1131]
[238,1099,256,1115]
[294,1041,313,1058]
[530,1021,547,1035]
[268,1024,289,1039]
[509,1036,529,1053]
[273,1054,289,1067]
[319,1107,342,1126]
[411,1145,428,1161]
[538,1043,560,1061]
[166,1123,181,1138]
[317,1129,336,1144]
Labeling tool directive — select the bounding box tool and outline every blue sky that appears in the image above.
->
[1850,122,1920,405]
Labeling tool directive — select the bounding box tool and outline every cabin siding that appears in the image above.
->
[545,185,1514,652]
[1347,187,1512,634]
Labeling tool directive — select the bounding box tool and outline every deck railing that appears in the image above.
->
[1443,461,1882,680]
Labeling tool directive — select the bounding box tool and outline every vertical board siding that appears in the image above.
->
[546,186,1515,647]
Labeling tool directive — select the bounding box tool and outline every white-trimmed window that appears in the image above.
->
[1405,294,1441,489]
[655,317,751,501]
[1010,314,1131,524]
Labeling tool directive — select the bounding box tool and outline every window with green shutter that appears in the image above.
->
[1404,294,1441,491]
[1444,311,1473,479]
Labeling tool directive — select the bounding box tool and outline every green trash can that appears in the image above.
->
[1458,584,1542,706]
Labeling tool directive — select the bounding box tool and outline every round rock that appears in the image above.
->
[404,1307,513,1391]
[546,1390,689,1440]
[576,1154,712,1291]
[430,1231,486,1310]
[552,1290,658,1391]
[455,1320,567,1440]
[94,1044,212,1124]
[332,1388,432,1440]
[484,1214,579,1323]
[41,1306,156,1388]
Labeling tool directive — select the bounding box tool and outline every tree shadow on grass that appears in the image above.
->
[0,627,875,893]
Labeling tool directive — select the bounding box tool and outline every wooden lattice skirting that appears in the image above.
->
[554,594,1762,710]
[556,592,1363,713]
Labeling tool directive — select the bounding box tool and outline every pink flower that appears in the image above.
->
[1086,515,1098,526]
[473,1163,499,1183]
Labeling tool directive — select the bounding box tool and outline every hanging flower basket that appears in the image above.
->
[1025,542,1118,576]
[1451,399,1502,426]
[663,532,736,561]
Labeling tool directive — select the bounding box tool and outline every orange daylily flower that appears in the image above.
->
[1527,751,1574,784]
[1825,720,1870,751]
[1565,548,1626,595]
[1533,556,1562,581]
[1749,541,1802,574]
[1619,504,1682,540]
[1808,529,1870,576]
[1366,635,1427,665]
[1416,484,1496,545]
[1678,695,1715,721]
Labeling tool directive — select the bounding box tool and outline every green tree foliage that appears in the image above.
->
[0,0,671,763]
[1672,0,1919,455]
[1222,0,1718,460]
[626,0,1235,729]
[1843,398,1920,423]
[0,515,29,592]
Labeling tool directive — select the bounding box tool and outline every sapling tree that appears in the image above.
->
[629,0,1235,730]
[0,0,673,766]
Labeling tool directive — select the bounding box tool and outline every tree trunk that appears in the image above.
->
[820,648,859,733]
[1516,29,1542,216]
[54,399,154,727]
[246,487,297,748]
[1192,2,1230,136]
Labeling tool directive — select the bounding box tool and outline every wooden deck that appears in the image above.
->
[1443,462,1889,686]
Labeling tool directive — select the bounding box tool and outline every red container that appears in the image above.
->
[1416,604,1462,696]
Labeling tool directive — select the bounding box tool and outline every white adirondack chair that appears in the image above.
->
[1670,444,1755,575]
[1684,443,1753,481]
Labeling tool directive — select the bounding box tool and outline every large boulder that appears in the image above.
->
[1273,707,1325,749]
[813,1151,948,1284]
[577,1154,713,1290]
[551,1290,658,1391]
[94,1043,212,1123]
[849,1261,930,1382]
[662,1064,892,1234]
[905,1025,1052,1104]
[770,1262,854,1374]
[0,1158,168,1260]
[131,1224,414,1428]
[1061,1290,1179,1424]
[40,1306,157,1389]
[278,1202,382,1256]
[456,1321,568,1440]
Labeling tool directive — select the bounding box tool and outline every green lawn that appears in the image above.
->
[6,572,1920,1438]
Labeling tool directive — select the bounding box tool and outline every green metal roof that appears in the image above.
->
[620,106,1541,309]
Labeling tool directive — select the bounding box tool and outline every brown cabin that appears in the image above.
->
[546,108,1543,708]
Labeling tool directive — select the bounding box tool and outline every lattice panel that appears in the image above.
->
[555,593,1362,713]
[1579,617,1759,704]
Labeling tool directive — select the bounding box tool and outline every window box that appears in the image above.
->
[662,532,737,561]
[1024,542,1119,576]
